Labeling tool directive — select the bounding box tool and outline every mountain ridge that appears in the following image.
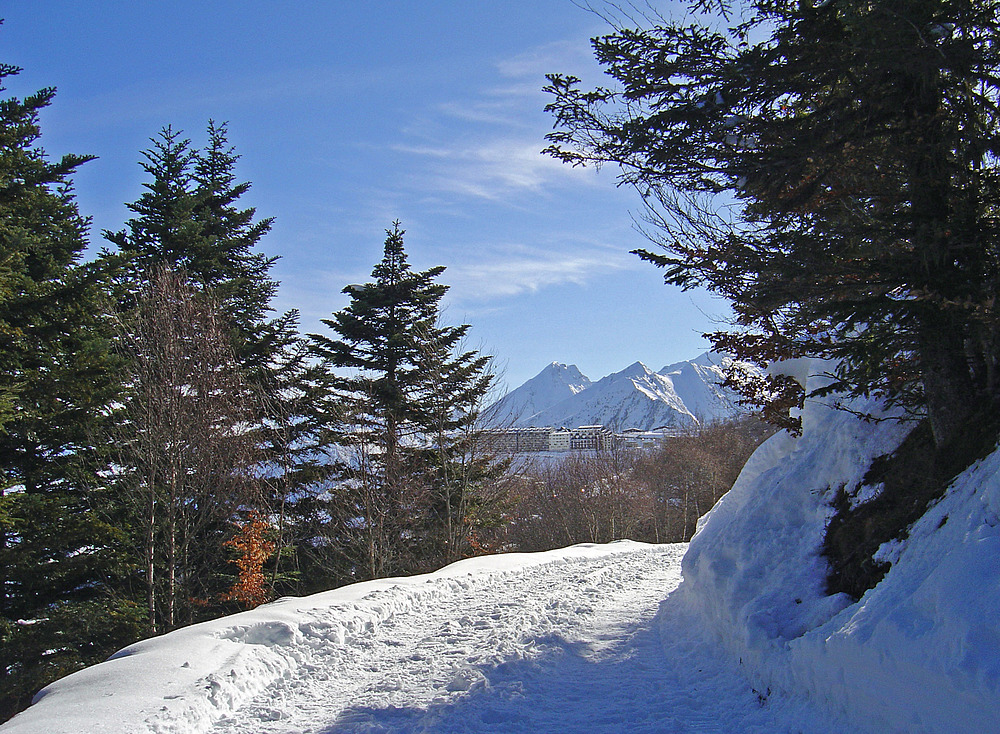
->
[489,352,746,431]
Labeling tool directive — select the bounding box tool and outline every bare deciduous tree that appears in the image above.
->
[112,265,264,633]
[505,417,774,550]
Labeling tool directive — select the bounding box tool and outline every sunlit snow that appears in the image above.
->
[4,362,999,733]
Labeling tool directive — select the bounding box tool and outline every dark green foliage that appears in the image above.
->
[0,492,143,720]
[0,597,144,722]
[311,223,451,438]
[0,63,114,495]
[103,126,200,282]
[309,222,506,579]
[545,0,1000,448]
[104,121,278,343]
[190,120,280,356]
[547,0,1000,600]
[0,59,133,720]
[255,312,337,597]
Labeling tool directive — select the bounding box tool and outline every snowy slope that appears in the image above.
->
[523,361,697,430]
[493,353,750,429]
[6,362,997,733]
[487,362,591,427]
[677,359,1000,732]
[658,351,742,423]
[0,543,848,734]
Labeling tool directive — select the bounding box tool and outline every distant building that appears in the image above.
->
[569,425,613,451]
[485,424,621,453]
[549,428,572,451]
[620,427,685,450]
[483,427,553,453]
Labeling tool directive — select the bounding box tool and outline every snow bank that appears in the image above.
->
[0,542,647,734]
[676,358,1000,732]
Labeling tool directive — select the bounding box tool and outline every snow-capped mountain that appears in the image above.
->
[491,352,746,430]
[659,351,740,422]
[523,361,696,430]
[486,362,592,427]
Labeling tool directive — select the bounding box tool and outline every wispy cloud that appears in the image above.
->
[390,37,609,204]
[275,242,636,336]
[444,244,633,303]
[495,39,599,83]
[393,137,595,202]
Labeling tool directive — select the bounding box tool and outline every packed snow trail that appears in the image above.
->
[10,364,999,734]
[205,544,841,734]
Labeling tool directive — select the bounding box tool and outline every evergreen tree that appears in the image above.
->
[413,319,511,565]
[309,223,506,579]
[185,124,335,592]
[191,120,278,352]
[106,122,332,603]
[0,60,141,720]
[253,311,336,597]
[104,122,278,335]
[545,0,1000,447]
[104,126,200,290]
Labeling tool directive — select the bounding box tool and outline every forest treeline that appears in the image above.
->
[0,55,768,720]
[0,55,518,715]
[503,417,773,551]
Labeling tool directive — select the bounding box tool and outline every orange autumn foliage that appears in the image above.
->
[222,512,276,608]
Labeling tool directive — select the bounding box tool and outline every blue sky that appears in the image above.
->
[4,1,728,390]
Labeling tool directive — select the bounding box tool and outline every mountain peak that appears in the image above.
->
[543,361,585,377]
[618,361,653,379]
[534,361,590,389]
[488,353,754,429]
[661,350,730,375]
[487,362,591,427]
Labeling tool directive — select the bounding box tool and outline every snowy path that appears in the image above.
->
[205,544,841,734]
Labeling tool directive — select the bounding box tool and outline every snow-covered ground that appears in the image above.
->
[6,358,1000,733]
[4,543,846,734]
[679,359,1000,733]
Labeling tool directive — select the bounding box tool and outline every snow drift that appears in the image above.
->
[675,359,1000,732]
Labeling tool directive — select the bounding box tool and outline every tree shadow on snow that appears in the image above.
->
[317,597,768,734]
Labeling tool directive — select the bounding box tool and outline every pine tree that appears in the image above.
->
[185,125,335,592]
[106,122,331,603]
[104,126,200,287]
[545,0,1000,447]
[413,319,511,565]
[190,120,278,351]
[252,309,335,597]
[309,223,506,578]
[104,122,278,330]
[0,60,141,721]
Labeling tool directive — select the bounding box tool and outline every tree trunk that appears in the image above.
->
[167,461,177,631]
[145,485,156,636]
[919,320,977,448]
